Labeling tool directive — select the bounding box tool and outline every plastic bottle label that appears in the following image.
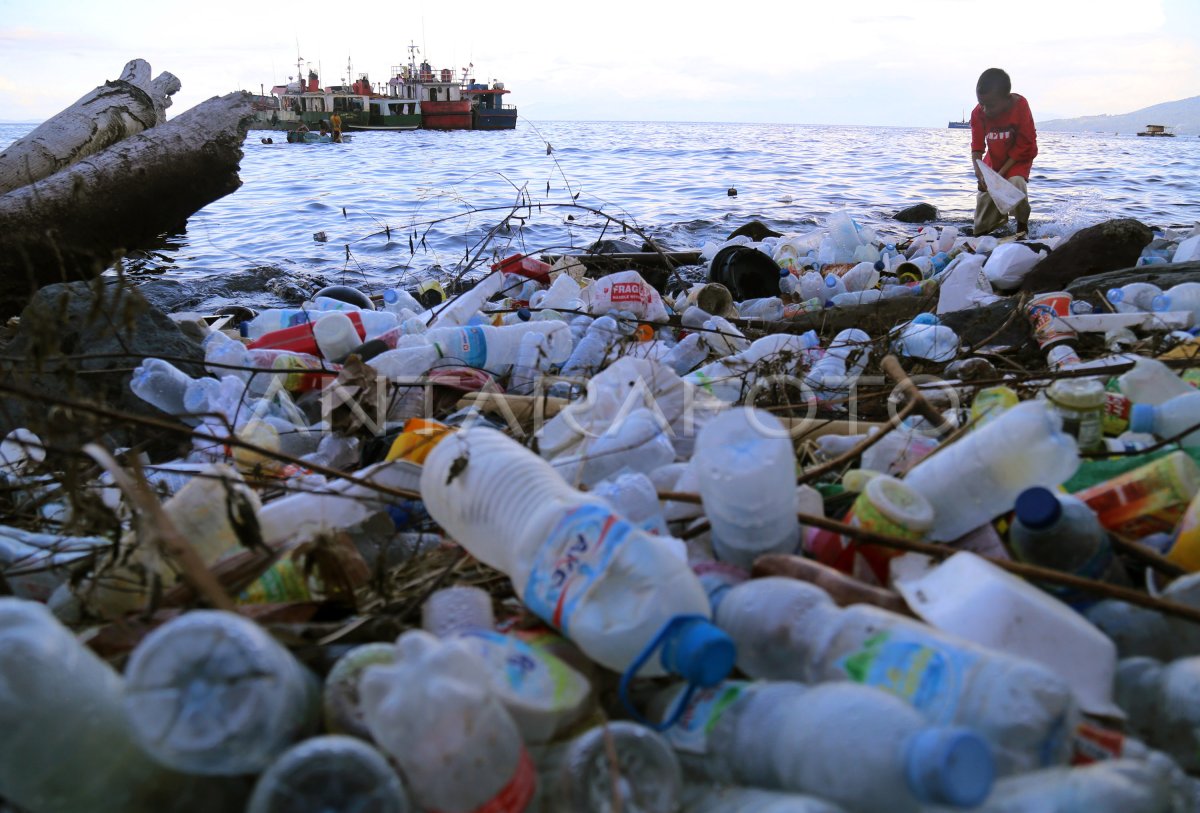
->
[837,630,975,723]
[663,682,746,755]
[464,631,582,708]
[442,326,488,368]
[523,505,637,636]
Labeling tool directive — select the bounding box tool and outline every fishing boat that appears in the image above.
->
[464,82,517,130]
[383,45,517,131]
[948,111,970,129]
[1137,124,1176,137]
[253,59,373,131]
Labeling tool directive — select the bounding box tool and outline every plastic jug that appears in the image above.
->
[713,577,1079,775]
[652,680,993,811]
[902,399,1080,542]
[1117,356,1193,405]
[246,735,412,813]
[359,630,535,813]
[419,427,734,717]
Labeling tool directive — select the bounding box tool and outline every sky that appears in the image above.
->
[1,0,1198,126]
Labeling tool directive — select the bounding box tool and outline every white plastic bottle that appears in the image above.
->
[246,735,413,813]
[797,270,826,301]
[422,586,592,744]
[652,680,993,812]
[681,784,848,813]
[891,316,960,363]
[566,407,676,486]
[359,630,537,813]
[738,297,786,320]
[841,260,880,292]
[805,328,871,395]
[509,331,551,395]
[1153,281,1200,323]
[713,577,1079,776]
[823,273,848,300]
[592,470,671,535]
[424,272,505,327]
[664,332,710,376]
[122,610,321,775]
[0,599,184,813]
[420,426,734,687]
[560,315,621,377]
[532,722,682,813]
[693,408,801,568]
[902,399,1080,542]
[426,321,573,374]
[1117,356,1193,404]
[381,286,425,315]
[1106,283,1163,313]
[1130,390,1200,447]
[131,357,200,420]
[1115,656,1200,771]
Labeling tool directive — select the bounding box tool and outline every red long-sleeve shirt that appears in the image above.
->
[971,93,1038,180]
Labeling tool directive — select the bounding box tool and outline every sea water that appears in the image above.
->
[2,120,1196,312]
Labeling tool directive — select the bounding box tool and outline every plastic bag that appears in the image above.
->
[984,243,1047,290]
[976,159,1026,214]
[936,254,1000,314]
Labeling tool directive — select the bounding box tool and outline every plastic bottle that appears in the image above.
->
[509,331,550,395]
[1009,487,1129,607]
[248,310,366,357]
[246,735,413,813]
[805,328,871,395]
[131,357,199,420]
[1106,283,1163,313]
[693,408,801,569]
[840,261,880,293]
[902,399,1080,542]
[0,599,193,813]
[1117,356,1193,404]
[424,321,573,374]
[422,586,592,743]
[559,315,621,377]
[652,680,993,811]
[891,316,959,363]
[532,722,682,813]
[322,642,399,739]
[424,272,505,327]
[419,427,734,701]
[823,273,847,301]
[359,630,536,813]
[974,757,1193,812]
[830,289,883,307]
[592,470,671,535]
[663,332,710,375]
[738,296,786,320]
[798,270,826,301]
[1115,656,1200,771]
[122,610,321,775]
[1130,390,1200,446]
[681,784,848,812]
[1073,450,1200,540]
[381,286,425,315]
[713,577,1079,775]
[1044,377,1106,451]
[243,307,316,340]
[1152,281,1200,322]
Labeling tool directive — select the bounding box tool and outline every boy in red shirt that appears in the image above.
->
[971,68,1037,236]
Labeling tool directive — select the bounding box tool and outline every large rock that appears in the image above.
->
[0,279,204,445]
[1020,218,1154,294]
[893,203,939,223]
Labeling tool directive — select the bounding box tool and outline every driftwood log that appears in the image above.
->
[0,91,255,295]
[0,59,180,195]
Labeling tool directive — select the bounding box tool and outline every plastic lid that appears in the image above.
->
[382,288,399,303]
[659,617,736,688]
[1014,486,1062,529]
[1151,294,1170,312]
[904,727,994,807]
[1129,402,1157,435]
[1106,287,1125,304]
[1046,377,1106,408]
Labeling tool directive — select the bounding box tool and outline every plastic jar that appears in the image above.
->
[1045,378,1105,452]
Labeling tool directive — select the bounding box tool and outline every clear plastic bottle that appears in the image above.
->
[122,610,321,775]
[423,321,573,374]
[1009,487,1130,607]
[891,317,960,363]
[131,357,199,420]
[823,273,848,300]
[509,331,550,395]
[1153,281,1200,323]
[738,296,786,320]
[681,784,848,813]
[713,577,1079,775]
[592,471,670,535]
[1130,390,1200,447]
[974,757,1193,812]
[424,272,505,327]
[841,261,880,292]
[0,599,188,813]
[693,408,801,568]
[1106,283,1163,313]
[1117,356,1193,405]
[652,680,993,812]
[902,399,1080,542]
[798,270,826,301]
[558,315,622,377]
[246,735,413,813]
[830,289,883,307]
[420,426,734,686]
[381,286,425,315]
[565,407,676,487]
[805,328,871,395]
[663,332,710,375]
[359,630,536,813]
[422,586,592,744]
[1115,656,1200,772]
[532,722,682,813]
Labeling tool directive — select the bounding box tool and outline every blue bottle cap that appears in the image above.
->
[1014,487,1062,530]
[1106,288,1125,304]
[1129,402,1158,435]
[905,727,994,808]
[911,312,940,326]
[779,266,790,277]
[517,307,532,321]
[874,260,886,272]
[1152,294,1170,312]
[659,617,736,688]
[383,288,398,304]
[825,275,838,288]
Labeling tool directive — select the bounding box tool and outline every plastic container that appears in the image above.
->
[558,407,676,487]
[592,471,670,535]
[359,630,534,813]
[419,427,733,709]
[891,320,959,363]
[532,722,682,813]
[663,332,709,376]
[970,385,1019,429]
[322,643,399,739]
[422,586,592,743]
[1072,449,1200,539]
[1025,292,1077,350]
[122,610,321,775]
[978,758,1193,812]
[559,315,621,377]
[509,331,550,395]
[681,785,847,813]
[1116,656,1200,771]
[1152,281,1200,322]
[492,252,553,284]
[381,286,425,315]
[0,599,190,813]
[1117,356,1193,405]
[1009,487,1130,606]
[903,400,1081,542]
[1131,390,1200,447]
[246,735,412,813]
[893,551,1123,719]
[248,311,365,357]
[425,321,573,374]
[1045,377,1106,451]
[693,408,801,569]
[805,328,871,396]
[738,296,786,320]
[713,577,1079,775]
[1106,283,1163,313]
[652,680,993,811]
[130,358,198,420]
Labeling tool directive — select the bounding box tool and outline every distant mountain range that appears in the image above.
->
[1038,95,1200,135]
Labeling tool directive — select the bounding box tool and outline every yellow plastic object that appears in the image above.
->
[385,418,455,464]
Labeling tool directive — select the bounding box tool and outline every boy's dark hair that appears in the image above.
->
[977,68,1012,95]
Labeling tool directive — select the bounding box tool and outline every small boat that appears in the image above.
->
[1137,124,1176,137]
[253,58,373,131]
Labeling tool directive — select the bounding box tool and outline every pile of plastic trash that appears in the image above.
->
[5,212,1200,813]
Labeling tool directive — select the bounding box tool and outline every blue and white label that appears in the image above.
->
[440,326,488,369]
[837,630,976,723]
[523,504,636,636]
[664,681,747,755]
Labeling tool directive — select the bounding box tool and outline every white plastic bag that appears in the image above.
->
[936,254,1000,314]
[976,159,1026,214]
[582,270,669,321]
[984,242,1047,290]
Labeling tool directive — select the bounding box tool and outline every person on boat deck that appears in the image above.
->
[319,120,330,137]
[970,67,1037,236]
[330,112,343,142]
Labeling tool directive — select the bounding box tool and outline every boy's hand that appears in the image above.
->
[976,177,987,192]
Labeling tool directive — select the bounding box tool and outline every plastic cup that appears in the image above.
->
[1026,292,1077,350]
